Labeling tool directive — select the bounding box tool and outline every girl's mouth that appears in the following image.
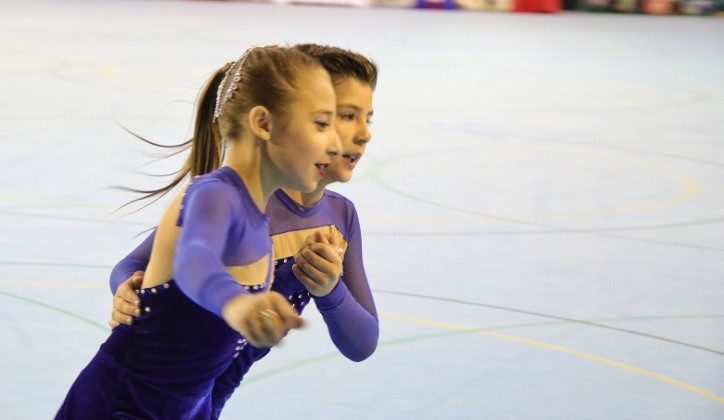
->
[315,163,329,176]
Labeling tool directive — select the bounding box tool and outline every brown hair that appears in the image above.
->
[121,46,323,209]
[294,44,377,89]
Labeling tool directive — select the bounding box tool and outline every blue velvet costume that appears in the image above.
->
[57,167,273,419]
[102,188,379,419]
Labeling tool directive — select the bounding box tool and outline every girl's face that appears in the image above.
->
[267,67,340,193]
[324,77,374,183]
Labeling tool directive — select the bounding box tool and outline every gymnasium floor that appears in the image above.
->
[0,1,722,418]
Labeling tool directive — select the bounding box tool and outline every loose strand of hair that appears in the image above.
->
[114,65,228,213]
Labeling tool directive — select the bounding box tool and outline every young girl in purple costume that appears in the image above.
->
[108,45,379,418]
[56,45,341,419]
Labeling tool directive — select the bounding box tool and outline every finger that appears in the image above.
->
[307,243,342,264]
[111,309,134,326]
[302,233,316,248]
[300,247,339,278]
[114,295,141,317]
[240,316,263,347]
[270,294,305,330]
[119,287,141,310]
[293,253,323,282]
[295,255,329,282]
[300,246,333,270]
[327,233,340,247]
[313,231,328,244]
[292,264,322,289]
[128,276,143,289]
[256,309,285,346]
[294,251,310,268]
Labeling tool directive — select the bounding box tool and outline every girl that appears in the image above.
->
[56,45,340,419]
[108,44,379,418]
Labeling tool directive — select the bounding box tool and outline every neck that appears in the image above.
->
[282,179,331,207]
[225,140,270,212]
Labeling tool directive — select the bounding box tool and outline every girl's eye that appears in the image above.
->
[340,113,355,121]
[315,121,330,130]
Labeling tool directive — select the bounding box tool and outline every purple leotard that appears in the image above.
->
[57,167,272,419]
[107,188,378,418]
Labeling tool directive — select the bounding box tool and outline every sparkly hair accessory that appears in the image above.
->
[213,47,256,123]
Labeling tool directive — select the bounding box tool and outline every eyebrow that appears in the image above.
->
[337,104,374,116]
[312,110,335,117]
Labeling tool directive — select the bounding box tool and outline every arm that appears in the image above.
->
[317,207,378,362]
[109,229,155,294]
[293,210,378,362]
[109,230,155,327]
[176,181,303,347]
[173,181,246,316]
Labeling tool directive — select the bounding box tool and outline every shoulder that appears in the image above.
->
[323,189,356,213]
[184,174,239,210]
[322,189,359,231]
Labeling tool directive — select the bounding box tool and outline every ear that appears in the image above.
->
[248,105,272,141]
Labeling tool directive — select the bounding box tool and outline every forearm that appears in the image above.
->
[313,280,379,362]
[175,240,247,317]
[109,229,156,294]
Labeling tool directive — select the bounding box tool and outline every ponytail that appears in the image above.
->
[118,63,232,210]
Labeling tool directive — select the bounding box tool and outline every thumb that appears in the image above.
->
[326,234,344,257]
[328,233,340,247]
[314,231,327,244]
[271,295,306,329]
[285,315,306,330]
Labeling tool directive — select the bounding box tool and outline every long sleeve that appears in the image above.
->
[109,229,156,294]
[174,181,248,317]
[313,205,378,362]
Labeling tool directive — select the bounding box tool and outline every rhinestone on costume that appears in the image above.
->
[144,306,151,312]
[163,283,170,289]
[151,288,157,294]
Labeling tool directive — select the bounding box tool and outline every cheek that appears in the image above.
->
[335,125,356,145]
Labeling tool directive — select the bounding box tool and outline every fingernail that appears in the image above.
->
[135,309,140,316]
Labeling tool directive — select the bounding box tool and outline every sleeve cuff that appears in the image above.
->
[312,279,349,311]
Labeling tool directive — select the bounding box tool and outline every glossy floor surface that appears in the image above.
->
[0,1,722,418]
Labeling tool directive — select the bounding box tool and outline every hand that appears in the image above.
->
[292,231,344,297]
[221,292,305,348]
[109,271,143,328]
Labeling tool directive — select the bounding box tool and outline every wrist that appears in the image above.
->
[313,279,347,309]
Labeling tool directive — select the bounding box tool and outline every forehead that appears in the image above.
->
[333,77,373,109]
[292,67,336,111]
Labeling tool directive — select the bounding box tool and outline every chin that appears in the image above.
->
[291,177,316,193]
[337,173,353,183]
[300,181,317,193]
[327,170,352,183]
